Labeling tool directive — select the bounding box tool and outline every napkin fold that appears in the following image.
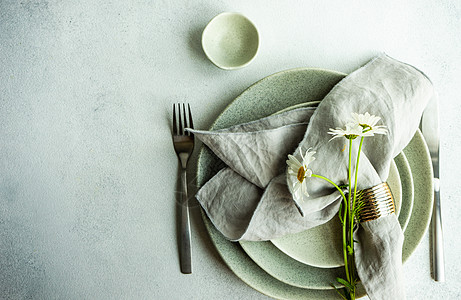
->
[190,54,434,299]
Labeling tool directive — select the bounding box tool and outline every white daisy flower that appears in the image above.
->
[328,123,373,141]
[350,112,388,135]
[286,148,316,203]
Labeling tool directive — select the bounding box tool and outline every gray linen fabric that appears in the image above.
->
[354,215,405,299]
[189,54,434,299]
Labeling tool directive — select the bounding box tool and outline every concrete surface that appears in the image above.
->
[1,0,460,299]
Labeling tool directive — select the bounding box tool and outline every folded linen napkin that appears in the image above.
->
[190,55,434,299]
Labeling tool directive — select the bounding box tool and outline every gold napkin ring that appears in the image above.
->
[357,182,395,223]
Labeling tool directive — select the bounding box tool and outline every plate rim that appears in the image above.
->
[239,151,413,289]
[267,102,406,270]
[196,67,433,299]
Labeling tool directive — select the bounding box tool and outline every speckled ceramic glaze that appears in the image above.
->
[196,68,433,299]
[267,160,403,269]
[267,103,406,270]
[240,152,413,290]
[395,152,415,232]
[202,12,259,70]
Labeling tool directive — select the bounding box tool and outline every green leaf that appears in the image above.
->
[347,245,354,255]
[338,202,344,224]
[330,283,348,300]
[336,277,355,292]
[353,201,365,214]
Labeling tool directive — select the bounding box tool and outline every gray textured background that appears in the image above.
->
[1,0,460,299]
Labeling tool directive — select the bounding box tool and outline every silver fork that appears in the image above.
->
[172,103,194,274]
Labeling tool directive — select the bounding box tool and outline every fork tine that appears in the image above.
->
[178,103,183,135]
[187,104,194,137]
[173,104,177,135]
[182,103,188,135]
[188,104,194,129]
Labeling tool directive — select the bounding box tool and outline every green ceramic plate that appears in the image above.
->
[196,68,433,299]
[266,103,406,270]
[269,161,402,268]
[240,152,412,289]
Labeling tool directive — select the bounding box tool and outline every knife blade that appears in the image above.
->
[420,94,445,282]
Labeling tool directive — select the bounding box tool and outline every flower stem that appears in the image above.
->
[343,194,350,283]
[350,137,364,285]
[347,138,353,282]
[311,174,347,201]
[352,137,364,215]
[344,136,364,299]
[311,173,349,283]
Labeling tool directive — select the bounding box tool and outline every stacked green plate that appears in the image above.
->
[196,68,433,299]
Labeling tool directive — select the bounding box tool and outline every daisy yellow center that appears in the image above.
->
[297,166,306,183]
[360,124,371,132]
[345,134,358,140]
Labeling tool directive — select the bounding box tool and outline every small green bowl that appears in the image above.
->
[202,12,259,70]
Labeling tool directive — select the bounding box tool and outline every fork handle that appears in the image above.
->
[180,169,192,274]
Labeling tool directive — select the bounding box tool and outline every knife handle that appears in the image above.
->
[432,178,444,282]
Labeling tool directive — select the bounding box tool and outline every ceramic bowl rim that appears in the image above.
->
[201,12,259,70]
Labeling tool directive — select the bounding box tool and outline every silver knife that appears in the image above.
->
[421,95,445,282]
